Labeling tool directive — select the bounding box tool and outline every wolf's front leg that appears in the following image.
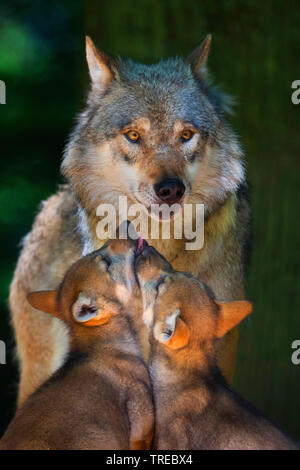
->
[9,188,81,406]
[12,295,69,406]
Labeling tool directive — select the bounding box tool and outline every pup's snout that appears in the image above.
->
[154,178,186,205]
[135,245,173,280]
[117,221,148,255]
[102,220,140,256]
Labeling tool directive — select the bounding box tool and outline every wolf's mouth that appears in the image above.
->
[133,196,183,221]
[146,203,184,222]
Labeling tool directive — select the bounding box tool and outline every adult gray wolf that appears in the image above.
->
[10,35,250,406]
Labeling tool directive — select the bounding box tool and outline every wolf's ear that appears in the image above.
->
[154,309,190,350]
[72,293,110,327]
[86,36,114,92]
[27,290,59,318]
[216,300,252,338]
[187,34,211,79]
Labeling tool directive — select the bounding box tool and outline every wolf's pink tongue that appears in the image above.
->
[137,235,144,252]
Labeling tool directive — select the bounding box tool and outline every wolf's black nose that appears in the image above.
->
[154,178,186,205]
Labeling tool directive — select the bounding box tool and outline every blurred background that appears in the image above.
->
[0,0,299,439]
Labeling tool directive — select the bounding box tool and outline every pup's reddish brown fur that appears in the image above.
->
[136,245,298,450]
[1,235,153,450]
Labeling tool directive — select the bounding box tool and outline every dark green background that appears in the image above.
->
[0,0,299,439]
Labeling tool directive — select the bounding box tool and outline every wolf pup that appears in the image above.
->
[135,245,298,450]
[1,231,153,450]
[10,34,250,405]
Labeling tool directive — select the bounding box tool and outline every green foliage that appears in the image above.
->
[0,21,52,78]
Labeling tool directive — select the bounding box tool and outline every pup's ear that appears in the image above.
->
[72,293,110,327]
[27,290,59,318]
[216,301,253,338]
[154,309,190,350]
[187,34,212,79]
[86,36,114,92]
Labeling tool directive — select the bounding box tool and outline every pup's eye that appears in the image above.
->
[125,130,140,143]
[181,129,194,142]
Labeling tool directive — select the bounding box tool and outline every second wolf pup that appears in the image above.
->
[1,231,153,450]
[136,245,298,450]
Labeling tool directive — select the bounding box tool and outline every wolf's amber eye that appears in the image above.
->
[181,129,194,142]
[125,130,140,143]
